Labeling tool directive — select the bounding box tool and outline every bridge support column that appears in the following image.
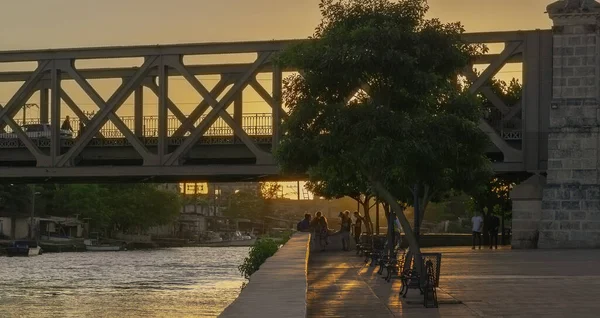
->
[134,86,143,137]
[540,1,600,248]
[272,65,282,150]
[234,93,243,140]
[39,88,49,124]
[511,175,546,249]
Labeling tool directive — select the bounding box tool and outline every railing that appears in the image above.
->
[8,113,273,138]
[483,107,523,141]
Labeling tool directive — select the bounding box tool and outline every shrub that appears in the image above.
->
[238,238,280,280]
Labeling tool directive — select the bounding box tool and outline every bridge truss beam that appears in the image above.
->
[0,30,551,181]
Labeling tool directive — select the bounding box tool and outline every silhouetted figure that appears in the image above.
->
[339,211,352,251]
[353,211,364,245]
[297,213,311,232]
[488,214,500,249]
[78,121,85,137]
[313,211,328,251]
[61,116,73,131]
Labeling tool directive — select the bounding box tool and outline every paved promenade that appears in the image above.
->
[307,246,600,317]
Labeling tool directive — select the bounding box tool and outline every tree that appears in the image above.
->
[470,173,530,220]
[275,0,492,258]
[53,183,181,234]
[222,183,283,221]
[53,184,112,228]
[106,184,181,233]
[0,184,30,213]
[260,182,283,199]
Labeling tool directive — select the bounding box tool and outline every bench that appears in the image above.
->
[398,253,442,308]
[381,248,407,282]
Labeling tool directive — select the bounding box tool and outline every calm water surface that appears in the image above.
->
[0,247,248,318]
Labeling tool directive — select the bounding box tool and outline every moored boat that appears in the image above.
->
[6,240,42,257]
[84,239,125,252]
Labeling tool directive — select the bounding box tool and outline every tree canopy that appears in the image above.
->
[221,182,282,220]
[0,183,181,234]
[275,0,492,254]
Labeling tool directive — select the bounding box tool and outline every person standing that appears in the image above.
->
[78,121,85,138]
[471,211,484,250]
[488,213,500,249]
[61,115,73,132]
[297,213,311,232]
[314,211,328,252]
[339,211,352,251]
[353,211,364,245]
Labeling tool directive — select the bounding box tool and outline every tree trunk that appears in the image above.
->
[361,196,374,235]
[371,181,422,272]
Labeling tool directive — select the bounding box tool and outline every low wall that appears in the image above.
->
[219,232,311,318]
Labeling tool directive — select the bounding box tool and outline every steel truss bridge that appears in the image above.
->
[0,30,550,182]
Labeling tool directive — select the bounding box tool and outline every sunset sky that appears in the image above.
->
[0,0,551,50]
[0,0,553,115]
[0,0,555,198]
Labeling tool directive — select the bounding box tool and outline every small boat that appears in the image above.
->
[197,231,256,247]
[84,239,124,252]
[6,240,42,257]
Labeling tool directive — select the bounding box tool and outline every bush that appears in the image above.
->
[238,238,280,280]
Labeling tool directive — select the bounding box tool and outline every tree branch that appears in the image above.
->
[369,178,421,255]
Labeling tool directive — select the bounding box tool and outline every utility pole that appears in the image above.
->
[29,185,40,240]
[22,103,38,124]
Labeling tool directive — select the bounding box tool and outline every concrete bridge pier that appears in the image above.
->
[538,0,600,248]
[511,175,546,249]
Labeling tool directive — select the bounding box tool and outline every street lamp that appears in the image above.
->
[30,187,41,240]
[22,103,39,124]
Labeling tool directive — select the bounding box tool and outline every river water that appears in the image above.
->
[0,247,248,318]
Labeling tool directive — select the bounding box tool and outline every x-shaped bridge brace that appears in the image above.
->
[0,52,287,168]
[464,40,525,163]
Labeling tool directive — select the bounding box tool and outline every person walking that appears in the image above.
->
[471,211,484,250]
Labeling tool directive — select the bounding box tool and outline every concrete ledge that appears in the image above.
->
[219,232,311,318]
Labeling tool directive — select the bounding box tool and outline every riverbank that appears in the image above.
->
[219,232,311,318]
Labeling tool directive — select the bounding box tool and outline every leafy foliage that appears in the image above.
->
[275,0,492,253]
[0,184,31,213]
[221,182,282,220]
[470,173,530,220]
[238,238,280,279]
[51,184,181,233]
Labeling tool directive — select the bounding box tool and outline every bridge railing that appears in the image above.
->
[9,113,273,138]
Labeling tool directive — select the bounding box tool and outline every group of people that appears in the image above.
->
[297,210,365,252]
[471,208,501,249]
[61,116,86,136]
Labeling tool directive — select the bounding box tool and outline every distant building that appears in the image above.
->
[0,215,83,240]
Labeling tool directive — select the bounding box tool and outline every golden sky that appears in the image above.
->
[0,0,551,50]
[0,0,555,198]
[0,0,553,120]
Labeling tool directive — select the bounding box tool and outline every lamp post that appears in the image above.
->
[22,103,38,124]
[30,186,41,240]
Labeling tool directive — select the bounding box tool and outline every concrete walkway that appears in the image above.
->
[307,247,600,317]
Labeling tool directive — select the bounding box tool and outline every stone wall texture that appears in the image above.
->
[541,7,600,248]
